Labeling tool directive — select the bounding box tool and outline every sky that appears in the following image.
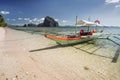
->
[0,0,120,26]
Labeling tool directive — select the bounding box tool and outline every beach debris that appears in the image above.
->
[34,74,36,78]
[12,75,18,80]
[84,66,90,70]
[26,72,29,75]
[6,78,8,80]
[16,75,18,79]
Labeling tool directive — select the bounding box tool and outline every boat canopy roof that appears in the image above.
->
[76,19,102,26]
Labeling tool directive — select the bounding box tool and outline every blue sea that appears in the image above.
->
[9,26,120,35]
[10,26,120,47]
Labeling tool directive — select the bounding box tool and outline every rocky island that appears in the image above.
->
[23,16,59,27]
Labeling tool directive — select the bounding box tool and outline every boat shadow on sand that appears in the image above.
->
[29,40,92,52]
[29,38,120,63]
[29,40,94,52]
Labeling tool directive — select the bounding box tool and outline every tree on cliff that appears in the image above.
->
[0,15,7,27]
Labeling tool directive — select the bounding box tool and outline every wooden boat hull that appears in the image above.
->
[44,34,95,45]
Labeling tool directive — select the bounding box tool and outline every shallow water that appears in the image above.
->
[9,26,120,34]
[9,26,120,62]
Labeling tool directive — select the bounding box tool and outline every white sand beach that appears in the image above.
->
[0,27,120,80]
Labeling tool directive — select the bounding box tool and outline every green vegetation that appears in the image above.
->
[0,15,7,27]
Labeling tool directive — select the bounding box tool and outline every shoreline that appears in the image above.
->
[0,27,120,80]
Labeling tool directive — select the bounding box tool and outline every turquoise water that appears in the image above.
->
[9,26,120,62]
[9,26,120,47]
[10,26,120,46]
[9,26,120,35]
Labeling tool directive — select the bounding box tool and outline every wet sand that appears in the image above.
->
[0,27,120,80]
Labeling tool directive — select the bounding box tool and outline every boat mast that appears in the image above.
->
[75,16,78,35]
[87,17,90,32]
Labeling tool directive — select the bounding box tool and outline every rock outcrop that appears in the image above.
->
[0,15,7,27]
[23,23,37,27]
[42,16,59,27]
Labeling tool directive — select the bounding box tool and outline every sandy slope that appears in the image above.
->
[0,27,120,80]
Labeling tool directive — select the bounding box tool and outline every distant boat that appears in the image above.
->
[44,18,103,46]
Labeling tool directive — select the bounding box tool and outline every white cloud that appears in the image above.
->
[11,19,16,21]
[29,20,33,23]
[33,18,38,22]
[115,4,120,8]
[62,20,67,23]
[0,11,10,15]
[18,18,22,20]
[24,18,30,21]
[60,20,74,26]
[40,18,45,21]
[55,19,58,21]
[105,0,120,4]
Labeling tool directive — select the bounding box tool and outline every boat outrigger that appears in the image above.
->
[44,17,103,46]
